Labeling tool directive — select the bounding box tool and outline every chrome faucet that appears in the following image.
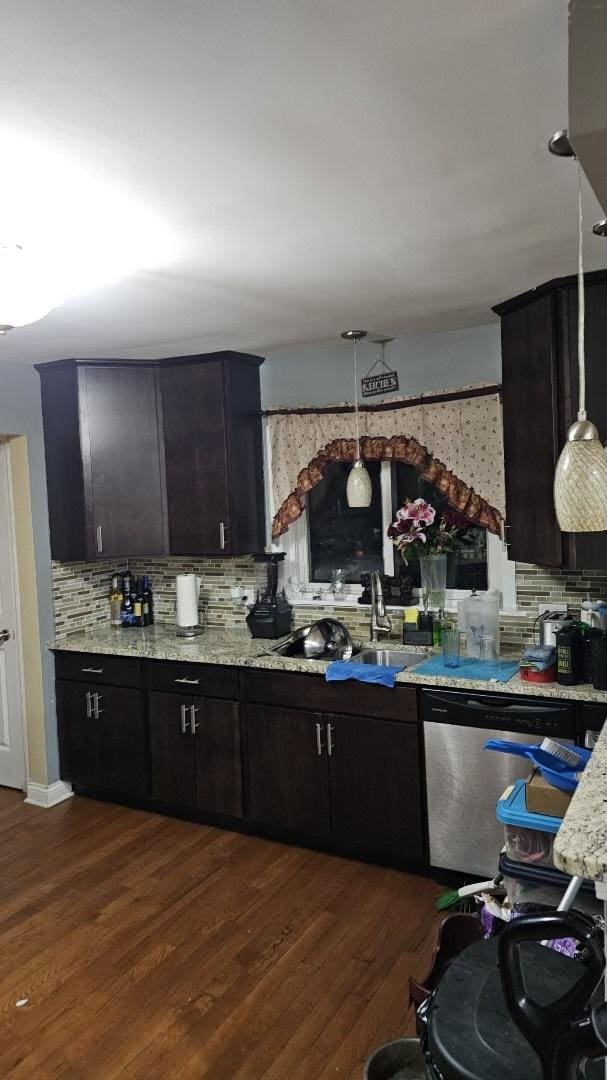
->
[370,572,392,642]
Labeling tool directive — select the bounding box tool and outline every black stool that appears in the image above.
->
[426,911,607,1079]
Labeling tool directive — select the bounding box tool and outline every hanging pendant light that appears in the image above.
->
[341,329,372,507]
[554,163,607,531]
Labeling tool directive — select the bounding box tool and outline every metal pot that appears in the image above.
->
[303,618,353,660]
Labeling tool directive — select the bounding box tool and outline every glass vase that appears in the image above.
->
[419,553,447,611]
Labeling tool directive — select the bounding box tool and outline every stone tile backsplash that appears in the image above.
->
[50,557,607,651]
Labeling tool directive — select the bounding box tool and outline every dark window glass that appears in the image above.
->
[393,463,488,591]
[308,462,383,583]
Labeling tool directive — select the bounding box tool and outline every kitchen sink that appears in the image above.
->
[354,648,424,668]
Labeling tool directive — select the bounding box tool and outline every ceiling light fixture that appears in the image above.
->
[553,162,607,532]
[0,243,63,333]
[341,329,372,507]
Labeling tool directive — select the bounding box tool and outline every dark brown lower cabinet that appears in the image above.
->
[148,690,197,807]
[57,680,146,797]
[328,713,423,861]
[148,690,242,817]
[246,704,422,862]
[246,704,331,840]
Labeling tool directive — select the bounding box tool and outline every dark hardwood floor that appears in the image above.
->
[0,787,442,1079]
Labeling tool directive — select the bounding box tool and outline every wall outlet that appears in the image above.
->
[538,602,568,616]
[230,586,251,605]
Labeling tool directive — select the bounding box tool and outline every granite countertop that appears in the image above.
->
[554,721,607,881]
[48,625,607,703]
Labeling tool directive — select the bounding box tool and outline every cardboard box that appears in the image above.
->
[525,768,573,819]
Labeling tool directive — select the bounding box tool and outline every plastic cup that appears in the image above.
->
[442,628,461,668]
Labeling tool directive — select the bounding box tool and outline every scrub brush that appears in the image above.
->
[539,738,584,768]
[435,874,503,912]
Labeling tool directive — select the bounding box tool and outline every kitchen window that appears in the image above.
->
[280,460,515,610]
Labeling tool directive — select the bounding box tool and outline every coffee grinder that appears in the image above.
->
[246,553,293,639]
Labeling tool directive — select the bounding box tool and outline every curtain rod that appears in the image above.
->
[262,383,502,417]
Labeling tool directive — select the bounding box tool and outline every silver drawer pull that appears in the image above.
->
[219,521,227,550]
[85,690,92,718]
[174,677,200,685]
[190,705,200,733]
[93,693,103,719]
[82,667,104,674]
[327,723,334,757]
[96,525,103,554]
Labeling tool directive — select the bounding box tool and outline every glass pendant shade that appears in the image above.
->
[552,164,607,532]
[0,244,63,332]
[346,458,372,507]
[554,420,607,531]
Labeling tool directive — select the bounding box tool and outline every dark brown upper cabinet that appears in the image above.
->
[36,359,168,562]
[495,269,607,570]
[37,351,265,561]
[160,352,264,555]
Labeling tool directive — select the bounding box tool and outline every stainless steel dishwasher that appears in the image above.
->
[420,688,578,878]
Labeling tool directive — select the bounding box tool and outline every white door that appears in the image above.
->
[0,443,26,789]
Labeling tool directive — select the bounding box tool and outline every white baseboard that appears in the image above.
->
[24,780,74,808]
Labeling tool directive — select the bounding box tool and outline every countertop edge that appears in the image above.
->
[47,628,607,702]
[554,720,607,881]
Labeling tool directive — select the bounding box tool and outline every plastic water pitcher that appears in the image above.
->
[457,588,500,658]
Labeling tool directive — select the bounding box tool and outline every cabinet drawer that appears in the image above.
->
[54,651,143,688]
[244,669,417,723]
[146,660,239,699]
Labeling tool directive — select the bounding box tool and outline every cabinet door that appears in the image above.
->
[148,690,196,807]
[193,697,243,818]
[501,295,563,567]
[246,704,330,839]
[161,360,231,555]
[80,364,167,558]
[329,714,424,862]
[57,681,146,797]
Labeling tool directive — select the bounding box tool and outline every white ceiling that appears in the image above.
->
[1,0,605,363]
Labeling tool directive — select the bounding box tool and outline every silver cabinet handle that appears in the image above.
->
[219,521,227,550]
[96,525,103,554]
[315,721,324,756]
[174,677,200,686]
[0,628,11,644]
[180,703,190,734]
[327,723,334,757]
[93,693,103,719]
[85,690,92,718]
[585,730,602,749]
[81,667,103,674]
[190,705,200,733]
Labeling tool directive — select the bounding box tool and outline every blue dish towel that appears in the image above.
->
[325,661,405,688]
[412,655,519,683]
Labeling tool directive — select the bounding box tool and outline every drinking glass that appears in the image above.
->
[479,635,498,664]
[442,628,461,668]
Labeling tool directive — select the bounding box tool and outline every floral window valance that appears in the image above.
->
[265,383,505,540]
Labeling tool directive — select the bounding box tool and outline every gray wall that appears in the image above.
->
[0,360,59,781]
[261,323,501,407]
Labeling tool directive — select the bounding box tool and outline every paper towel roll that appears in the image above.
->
[176,574,200,627]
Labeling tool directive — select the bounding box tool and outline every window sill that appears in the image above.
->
[287,592,530,620]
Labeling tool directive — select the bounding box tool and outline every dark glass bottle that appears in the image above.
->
[133,578,144,628]
[142,574,154,626]
[120,586,135,628]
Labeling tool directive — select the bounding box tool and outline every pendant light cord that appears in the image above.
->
[577,161,586,421]
[353,338,361,459]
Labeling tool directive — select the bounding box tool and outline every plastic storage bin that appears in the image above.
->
[496,779,559,868]
[499,853,600,918]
